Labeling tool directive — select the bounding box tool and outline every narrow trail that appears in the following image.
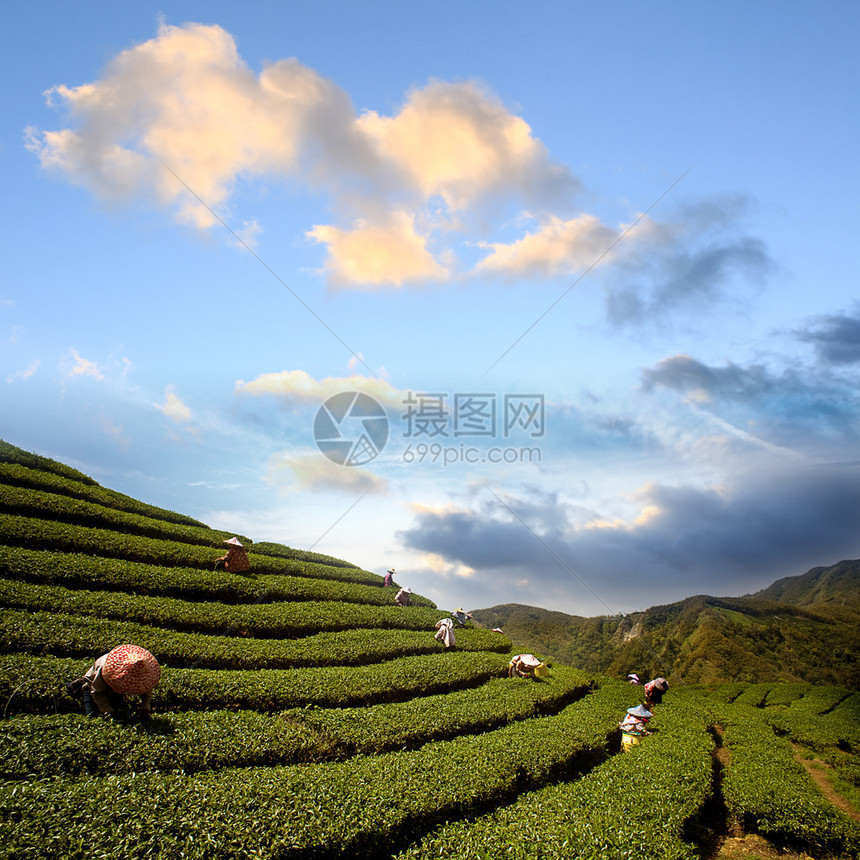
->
[791,742,860,823]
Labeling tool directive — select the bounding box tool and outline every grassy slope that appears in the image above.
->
[0,440,857,859]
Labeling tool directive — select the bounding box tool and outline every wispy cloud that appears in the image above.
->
[236,368,405,408]
[63,349,104,381]
[155,384,192,422]
[6,359,40,383]
[265,450,385,494]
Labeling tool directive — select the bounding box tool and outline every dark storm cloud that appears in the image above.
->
[796,308,860,365]
[398,466,860,613]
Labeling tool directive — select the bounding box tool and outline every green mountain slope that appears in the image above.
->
[472,572,860,688]
[1,439,858,859]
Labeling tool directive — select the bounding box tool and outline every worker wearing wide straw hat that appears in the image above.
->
[69,644,161,720]
[215,536,251,573]
[508,653,542,678]
[383,568,396,587]
[394,586,412,606]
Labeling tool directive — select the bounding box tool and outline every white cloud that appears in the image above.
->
[356,80,575,210]
[6,359,40,383]
[155,384,192,422]
[475,214,618,279]
[64,349,104,381]
[236,368,405,408]
[307,211,448,288]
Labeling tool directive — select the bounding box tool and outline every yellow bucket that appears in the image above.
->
[534,663,549,678]
[621,732,641,751]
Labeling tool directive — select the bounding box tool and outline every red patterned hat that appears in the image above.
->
[102,644,161,694]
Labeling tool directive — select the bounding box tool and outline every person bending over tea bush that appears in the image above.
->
[67,644,161,720]
[214,537,251,573]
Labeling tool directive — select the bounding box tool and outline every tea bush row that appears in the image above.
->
[0,513,383,584]
[0,578,445,638]
[248,540,358,569]
[0,681,631,859]
[1,668,592,778]
[0,440,97,486]
[0,482,249,551]
[0,651,510,714]
[763,682,811,707]
[0,546,431,607]
[731,682,775,708]
[396,694,715,860]
[0,607,508,670]
[0,461,205,528]
[717,702,860,855]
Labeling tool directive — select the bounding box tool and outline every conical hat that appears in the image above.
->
[224,537,243,547]
[653,677,669,691]
[102,644,161,694]
[627,705,653,718]
[517,654,541,668]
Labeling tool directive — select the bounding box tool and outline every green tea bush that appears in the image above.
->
[718,702,860,855]
[763,682,811,707]
[0,682,629,859]
[396,693,715,860]
[0,515,382,583]
[0,546,433,607]
[0,482,248,549]
[0,710,340,778]
[0,651,510,714]
[732,682,774,708]
[0,607,509,669]
[0,440,97,486]
[0,461,204,527]
[249,540,358,569]
[0,578,444,638]
[1,669,591,779]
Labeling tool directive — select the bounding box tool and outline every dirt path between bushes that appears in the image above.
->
[791,743,860,823]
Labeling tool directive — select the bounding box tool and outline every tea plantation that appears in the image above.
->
[0,440,858,859]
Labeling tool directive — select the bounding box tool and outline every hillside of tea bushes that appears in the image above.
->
[0,440,858,859]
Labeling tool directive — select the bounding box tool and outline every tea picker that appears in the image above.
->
[67,644,161,720]
[451,607,473,626]
[434,617,456,649]
[394,586,412,606]
[644,677,669,707]
[508,653,546,679]
[383,568,396,587]
[619,704,653,750]
[214,537,251,573]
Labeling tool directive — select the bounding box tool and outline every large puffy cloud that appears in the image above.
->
[356,81,576,210]
[398,466,860,614]
[27,22,371,229]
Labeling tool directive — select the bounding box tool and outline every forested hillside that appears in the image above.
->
[471,566,860,688]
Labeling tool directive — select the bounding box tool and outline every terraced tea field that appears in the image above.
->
[0,441,858,859]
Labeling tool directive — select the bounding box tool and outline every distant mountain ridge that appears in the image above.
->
[471,559,860,688]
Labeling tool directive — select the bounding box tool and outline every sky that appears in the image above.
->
[2,1,859,617]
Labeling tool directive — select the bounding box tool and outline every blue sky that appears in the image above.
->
[2,1,859,616]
